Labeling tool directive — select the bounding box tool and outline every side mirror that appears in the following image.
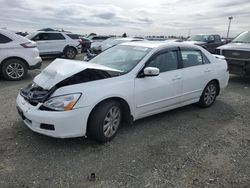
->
[143,67,160,77]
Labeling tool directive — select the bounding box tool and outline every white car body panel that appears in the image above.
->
[0,29,41,68]
[134,69,182,118]
[16,42,229,138]
[27,32,81,55]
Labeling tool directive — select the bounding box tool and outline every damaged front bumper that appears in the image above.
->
[16,93,89,138]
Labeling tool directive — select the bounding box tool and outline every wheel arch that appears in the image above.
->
[207,79,220,96]
[63,45,77,54]
[0,56,29,72]
[86,97,133,133]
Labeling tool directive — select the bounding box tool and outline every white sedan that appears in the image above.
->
[16,42,229,142]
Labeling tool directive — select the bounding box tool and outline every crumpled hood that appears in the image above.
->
[34,58,121,90]
[184,41,206,45]
[217,42,250,51]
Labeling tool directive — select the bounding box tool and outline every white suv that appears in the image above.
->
[0,29,42,81]
[26,31,82,59]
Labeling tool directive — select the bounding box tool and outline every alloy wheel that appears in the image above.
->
[204,84,217,105]
[66,48,76,59]
[6,63,24,79]
[103,106,121,138]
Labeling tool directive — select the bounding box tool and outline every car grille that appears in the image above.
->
[222,50,250,60]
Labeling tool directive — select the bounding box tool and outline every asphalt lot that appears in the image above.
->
[0,55,250,188]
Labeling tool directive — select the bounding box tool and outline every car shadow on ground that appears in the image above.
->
[229,75,250,85]
[8,99,235,154]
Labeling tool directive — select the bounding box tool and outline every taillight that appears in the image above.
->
[20,42,37,48]
[79,39,84,45]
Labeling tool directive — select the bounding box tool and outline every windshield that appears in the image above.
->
[90,45,151,73]
[232,31,250,43]
[188,35,209,42]
[102,37,118,45]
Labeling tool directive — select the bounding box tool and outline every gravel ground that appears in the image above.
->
[0,55,249,188]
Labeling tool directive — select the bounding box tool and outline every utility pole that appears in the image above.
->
[226,16,233,39]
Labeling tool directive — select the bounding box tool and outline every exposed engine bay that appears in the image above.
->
[20,68,121,106]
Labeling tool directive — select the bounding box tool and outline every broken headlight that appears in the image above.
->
[42,93,81,111]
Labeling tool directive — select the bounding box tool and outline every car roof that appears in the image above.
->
[33,31,72,34]
[191,34,220,36]
[0,29,30,42]
[114,37,141,41]
[120,41,201,50]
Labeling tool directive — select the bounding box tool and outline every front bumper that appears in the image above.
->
[226,58,250,75]
[29,60,42,70]
[16,93,89,138]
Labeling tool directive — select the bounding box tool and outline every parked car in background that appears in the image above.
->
[185,34,225,53]
[0,29,41,80]
[84,37,144,61]
[216,31,250,75]
[26,31,82,59]
[65,33,91,52]
[88,35,111,53]
[101,37,144,51]
[16,42,229,142]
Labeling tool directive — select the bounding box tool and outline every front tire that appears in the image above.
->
[64,47,77,59]
[1,59,28,81]
[88,100,122,143]
[199,81,218,107]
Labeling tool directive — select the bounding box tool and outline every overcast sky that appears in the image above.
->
[1,0,250,37]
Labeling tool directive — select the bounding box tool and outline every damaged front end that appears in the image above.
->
[20,83,54,106]
[20,68,119,106]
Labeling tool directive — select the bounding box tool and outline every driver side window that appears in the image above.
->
[147,51,178,73]
[32,33,49,41]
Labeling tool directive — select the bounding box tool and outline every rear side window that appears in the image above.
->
[67,34,79,39]
[202,54,211,64]
[181,50,203,68]
[48,33,65,40]
[32,33,65,41]
[0,34,12,43]
[147,51,178,73]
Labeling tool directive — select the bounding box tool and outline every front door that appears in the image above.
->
[134,50,182,118]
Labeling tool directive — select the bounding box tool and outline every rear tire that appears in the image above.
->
[64,47,77,59]
[198,81,218,108]
[1,59,28,81]
[88,100,122,143]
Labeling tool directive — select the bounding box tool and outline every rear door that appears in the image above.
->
[32,33,66,54]
[46,33,66,53]
[134,49,183,118]
[180,49,213,102]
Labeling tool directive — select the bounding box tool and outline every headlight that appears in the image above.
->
[43,93,81,111]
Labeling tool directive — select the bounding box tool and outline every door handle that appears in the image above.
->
[204,69,211,73]
[172,75,182,81]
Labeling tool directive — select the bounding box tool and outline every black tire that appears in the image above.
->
[88,100,122,143]
[64,47,77,59]
[198,81,218,108]
[1,59,28,81]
